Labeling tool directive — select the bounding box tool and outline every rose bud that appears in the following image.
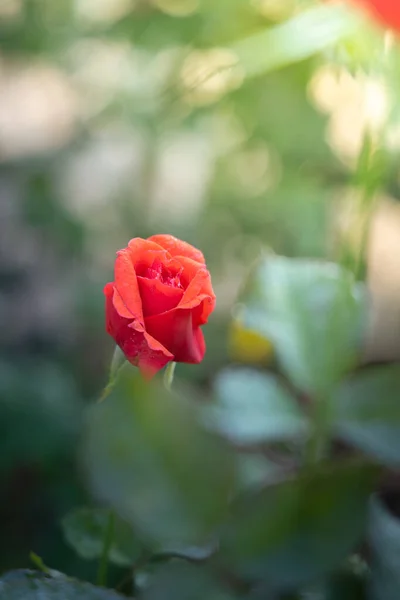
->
[104,235,216,378]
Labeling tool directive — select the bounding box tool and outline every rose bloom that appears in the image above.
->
[350,0,400,32]
[104,235,216,377]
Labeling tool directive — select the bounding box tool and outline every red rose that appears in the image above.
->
[351,0,400,32]
[104,235,216,378]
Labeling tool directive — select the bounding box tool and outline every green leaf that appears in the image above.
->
[300,560,368,600]
[0,570,126,599]
[209,368,308,445]
[140,562,233,600]
[241,256,367,395]
[219,461,377,589]
[297,569,367,600]
[325,571,366,600]
[61,507,141,566]
[161,545,218,564]
[230,3,357,79]
[333,366,400,466]
[83,370,235,548]
[0,361,81,469]
[99,347,128,402]
[235,453,281,493]
[368,494,400,600]
[109,346,126,381]
[325,18,386,75]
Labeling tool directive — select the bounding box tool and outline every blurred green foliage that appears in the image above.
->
[2,0,400,598]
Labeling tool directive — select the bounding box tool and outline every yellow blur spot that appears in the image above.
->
[229,320,273,365]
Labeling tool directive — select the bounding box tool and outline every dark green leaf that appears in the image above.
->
[295,570,366,600]
[235,453,282,493]
[61,507,141,566]
[210,368,308,444]
[325,570,366,600]
[301,560,368,600]
[333,366,400,466]
[219,461,377,589]
[158,540,218,562]
[140,562,233,600]
[83,369,235,547]
[242,256,367,395]
[0,570,126,599]
[368,494,400,600]
[0,361,81,469]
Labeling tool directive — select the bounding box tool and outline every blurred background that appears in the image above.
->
[1,0,400,583]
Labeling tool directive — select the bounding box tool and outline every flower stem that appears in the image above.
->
[163,362,176,391]
[97,510,115,587]
[305,395,331,466]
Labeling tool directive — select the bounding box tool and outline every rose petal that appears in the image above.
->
[105,283,127,337]
[128,238,167,259]
[129,321,174,378]
[177,259,216,322]
[128,238,169,279]
[127,238,185,282]
[193,326,206,359]
[180,269,215,307]
[192,295,216,326]
[177,255,203,288]
[145,308,206,363]
[353,0,400,31]
[148,234,205,264]
[137,276,184,317]
[128,238,167,267]
[105,284,173,377]
[114,249,144,324]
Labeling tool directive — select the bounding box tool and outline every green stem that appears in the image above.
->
[97,510,115,587]
[163,362,176,391]
[305,395,331,466]
[344,128,384,281]
[352,186,376,282]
